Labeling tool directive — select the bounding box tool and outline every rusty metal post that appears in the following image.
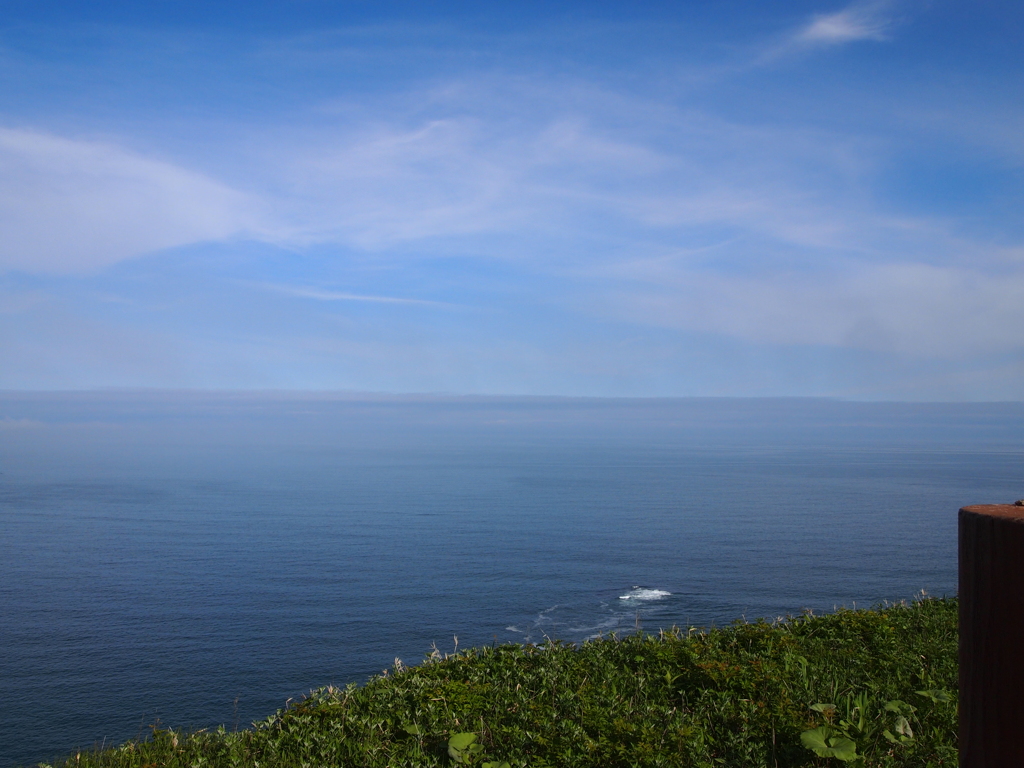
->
[959,503,1024,767]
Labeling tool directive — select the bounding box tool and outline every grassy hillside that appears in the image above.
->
[38,598,957,767]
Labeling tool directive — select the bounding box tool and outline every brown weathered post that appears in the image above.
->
[959,503,1024,767]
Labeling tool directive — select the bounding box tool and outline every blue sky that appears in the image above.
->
[1,0,1022,398]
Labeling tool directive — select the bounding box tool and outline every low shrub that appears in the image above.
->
[38,597,957,767]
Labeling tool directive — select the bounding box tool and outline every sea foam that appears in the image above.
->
[618,587,671,601]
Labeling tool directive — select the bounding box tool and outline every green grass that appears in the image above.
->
[38,598,957,768]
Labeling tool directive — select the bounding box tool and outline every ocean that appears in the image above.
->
[2,393,1021,767]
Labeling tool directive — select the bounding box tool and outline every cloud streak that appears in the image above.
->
[256,85,891,263]
[2,71,1016,366]
[756,1,900,63]
[0,127,259,273]
[796,2,895,45]
[254,282,457,307]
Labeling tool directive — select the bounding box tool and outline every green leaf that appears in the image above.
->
[917,688,952,704]
[481,763,510,768]
[800,726,834,754]
[402,724,423,736]
[827,737,859,762]
[884,726,913,746]
[810,702,837,715]
[448,732,479,763]
[800,727,859,762]
[894,715,914,738]
[449,733,478,750]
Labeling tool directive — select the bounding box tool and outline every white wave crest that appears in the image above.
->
[618,587,671,601]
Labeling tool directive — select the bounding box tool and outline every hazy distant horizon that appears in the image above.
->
[4,390,1023,453]
[4,386,1024,401]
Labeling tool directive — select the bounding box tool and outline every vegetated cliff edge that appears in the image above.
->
[37,598,957,768]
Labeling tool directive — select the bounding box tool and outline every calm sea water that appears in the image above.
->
[2,393,1022,767]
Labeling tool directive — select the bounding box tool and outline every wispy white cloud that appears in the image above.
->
[795,1,895,46]
[253,282,457,307]
[755,0,899,63]
[272,117,523,247]
[3,73,1011,359]
[0,127,260,273]
[255,81,890,263]
[3,86,880,275]
[3,15,1023,395]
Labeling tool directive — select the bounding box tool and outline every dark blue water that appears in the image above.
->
[2,393,1022,767]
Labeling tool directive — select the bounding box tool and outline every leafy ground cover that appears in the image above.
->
[38,597,957,767]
